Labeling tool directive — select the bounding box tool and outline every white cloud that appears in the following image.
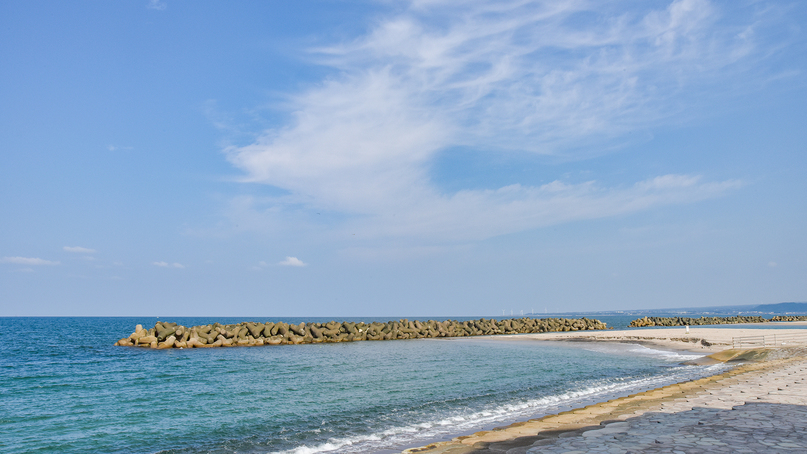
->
[279,256,306,267]
[107,145,133,152]
[224,0,784,242]
[1,256,60,266]
[153,261,185,268]
[64,246,96,254]
[768,261,778,267]
[252,261,270,271]
[146,0,166,11]
[340,175,742,242]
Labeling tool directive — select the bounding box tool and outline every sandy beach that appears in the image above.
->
[404,324,807,453]
[515,322,807,353]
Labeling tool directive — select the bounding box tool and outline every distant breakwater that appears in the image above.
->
[630,315,774,327]
[770,315,807,322]
[115,317,608,349]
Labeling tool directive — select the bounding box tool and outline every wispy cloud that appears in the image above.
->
[2,256,60,266]
[351,175,742,242]
[64,246,96,254]
[107,145,134,152]
[146,0,166,11]
[279,257,306,267]
[251,260,270,270]
[225,0,789,243]
[152,261,185,268]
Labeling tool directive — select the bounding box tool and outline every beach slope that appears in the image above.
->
[404,325,807,453]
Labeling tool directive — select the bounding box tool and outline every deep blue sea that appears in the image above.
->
[0,316,759,453]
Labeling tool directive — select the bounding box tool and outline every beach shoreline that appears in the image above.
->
[402,324,807,453]
[505,321,807,353]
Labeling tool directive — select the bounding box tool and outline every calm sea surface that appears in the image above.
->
[0,316,751,453]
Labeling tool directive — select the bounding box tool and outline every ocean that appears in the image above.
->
[0,316,740,453]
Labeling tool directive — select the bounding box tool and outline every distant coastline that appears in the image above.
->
[530,301,807,318]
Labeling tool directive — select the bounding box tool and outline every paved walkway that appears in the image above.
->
[526,359,807,453]
[403,350,807,454]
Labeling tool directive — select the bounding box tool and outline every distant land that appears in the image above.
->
[531,302,807,317]
[752,302,807,313]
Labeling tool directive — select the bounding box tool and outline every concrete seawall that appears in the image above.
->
[401,347,807,454]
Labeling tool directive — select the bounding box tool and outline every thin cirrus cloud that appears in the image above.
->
[152,261,185,268]
[279,257,306,267]
[1,256,60,266]
[63,246,96,254]
[225,0,785,242]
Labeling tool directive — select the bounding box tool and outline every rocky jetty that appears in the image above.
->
[629,315,768,327]
[770,315,807,322]
[115,317,608,349]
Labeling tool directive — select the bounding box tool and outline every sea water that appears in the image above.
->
[1,317,731,453]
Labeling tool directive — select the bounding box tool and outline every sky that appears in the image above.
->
[1,0,805,317]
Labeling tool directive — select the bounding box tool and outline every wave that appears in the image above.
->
[624,344,705,362]
[271,362,728,454]
[580,342,705,362]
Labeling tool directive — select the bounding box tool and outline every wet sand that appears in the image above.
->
[402,324,807,453]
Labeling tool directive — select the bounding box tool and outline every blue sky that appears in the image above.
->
[1,0,805,317]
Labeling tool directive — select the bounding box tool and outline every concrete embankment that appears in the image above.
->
[115,317,607,349]
[402,347,807,454]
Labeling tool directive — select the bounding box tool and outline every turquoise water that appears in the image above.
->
[1,317,730,453]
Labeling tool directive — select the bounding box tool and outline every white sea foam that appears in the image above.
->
[624,344,704,362]
[272,363,729,454]
[581,342,704,362]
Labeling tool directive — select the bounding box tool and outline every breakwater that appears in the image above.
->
[115,317,607,349]
[630,316,768,327]
[770,315,807,321]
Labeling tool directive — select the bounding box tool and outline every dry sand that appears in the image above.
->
[513,322,807,353]
[402,323,807,453]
